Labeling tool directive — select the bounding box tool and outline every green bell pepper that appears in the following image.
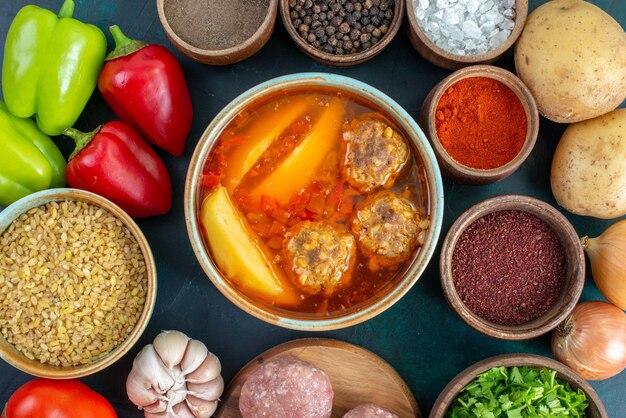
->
[0,101,66,207]
[2,0,107,136]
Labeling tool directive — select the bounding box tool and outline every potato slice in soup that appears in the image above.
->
[201,186,297,305]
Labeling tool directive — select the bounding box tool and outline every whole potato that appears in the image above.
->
[515,0,626,123]
[551,109,626,219]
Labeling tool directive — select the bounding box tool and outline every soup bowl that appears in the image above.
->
[185,73,444,331]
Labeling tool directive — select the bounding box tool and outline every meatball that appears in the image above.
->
[342,116,409,193]
[343,404,399,418]
[283,221,356,295]
[351,192,428,268]
[239,355,334,418]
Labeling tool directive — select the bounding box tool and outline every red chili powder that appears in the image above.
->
[451,210,566,326]
[435,77,527,170]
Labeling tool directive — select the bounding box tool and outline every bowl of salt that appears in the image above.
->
[406,0,528,70]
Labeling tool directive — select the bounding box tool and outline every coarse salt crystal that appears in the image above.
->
[414,0,516,56]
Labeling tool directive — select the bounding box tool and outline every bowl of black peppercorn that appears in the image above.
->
[281,0,405,67]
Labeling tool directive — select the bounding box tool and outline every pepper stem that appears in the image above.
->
[64,126,102,160]
[106,25,147,61]
[58,0,75,18]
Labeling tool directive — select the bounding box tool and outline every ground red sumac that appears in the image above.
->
[452,210,566,326]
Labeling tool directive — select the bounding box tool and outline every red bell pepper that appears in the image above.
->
[64,121,172,217]
[97,25,192,156]
[3,378,117,418]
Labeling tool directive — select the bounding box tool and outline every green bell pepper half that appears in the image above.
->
[0,101,67,207]
[2,0,107,136]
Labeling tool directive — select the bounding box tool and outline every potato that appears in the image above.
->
[515,0,626,123]
[551,109,626,219]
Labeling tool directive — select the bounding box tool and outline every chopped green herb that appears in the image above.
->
[447,366,589,417]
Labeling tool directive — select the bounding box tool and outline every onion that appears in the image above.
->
[582,220,626,309]
[552,301,626,380]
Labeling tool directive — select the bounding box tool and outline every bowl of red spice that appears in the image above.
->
[157,0,278,65]
[419,65,538,184]
[440,195,585,340]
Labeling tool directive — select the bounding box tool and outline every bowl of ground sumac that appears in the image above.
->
[439,194,585,340]
[419,64,539,184]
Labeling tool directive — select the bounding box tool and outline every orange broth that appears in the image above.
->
[200,86,430,317]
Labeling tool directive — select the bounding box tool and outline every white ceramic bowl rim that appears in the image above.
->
[185,72,444,330]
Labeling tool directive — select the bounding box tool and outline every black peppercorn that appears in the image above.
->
[371,15,381,25]
[326,25,336,35]
[305,0,313,8]
[372,27,381,38]
[315,27,325,38]
[339,22,350,33]
[361,17,370,25]
[307,33,316,43]
[359,33,370,43]
[312,4,321,13]
[350,28,360,40]
[345,2,354,12]
[379,24,388,34]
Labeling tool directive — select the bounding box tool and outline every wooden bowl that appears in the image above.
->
[156,0,278,65]
[440,195,585,340]
[279,0,405,67]
[419,65,538,184]
[184,72,444,331]
[0,188,157,378]
[406,0,528,70]
[429,353,608,417]
[215,338,420,417]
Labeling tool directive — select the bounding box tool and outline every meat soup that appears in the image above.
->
[199,86,430,316]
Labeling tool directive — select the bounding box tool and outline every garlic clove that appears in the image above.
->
[173,402,198,418]
[143,399,168,414]
[154,330,191,369]
[131,345,177,392]
[186,376,224,401]
[186,352,221,383]
[180,339,209,375]
[186,395,218,418]
[126,368,162,407]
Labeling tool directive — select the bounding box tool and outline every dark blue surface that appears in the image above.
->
[0,0,624,416]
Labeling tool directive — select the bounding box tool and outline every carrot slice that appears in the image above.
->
[249,97,345,204]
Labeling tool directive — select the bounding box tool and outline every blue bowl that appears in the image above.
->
[184,73,444,330]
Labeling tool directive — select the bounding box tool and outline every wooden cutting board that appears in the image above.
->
[215,338,421,418]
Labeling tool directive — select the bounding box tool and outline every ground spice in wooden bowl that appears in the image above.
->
[163,0,271,50]
[435,76,526,170]
[451,210,566,326]
[420,66,539,184]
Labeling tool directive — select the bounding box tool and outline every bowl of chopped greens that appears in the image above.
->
[430,353,607,418]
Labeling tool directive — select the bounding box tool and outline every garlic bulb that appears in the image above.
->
[127,331,224,418]
[582,220,626,309]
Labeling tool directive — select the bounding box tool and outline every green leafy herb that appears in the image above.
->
[447,366,589,417]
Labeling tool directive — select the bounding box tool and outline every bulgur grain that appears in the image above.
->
[0,200,147,367]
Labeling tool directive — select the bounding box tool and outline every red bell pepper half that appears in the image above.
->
[64,121,172,218]
[98,25,192,156]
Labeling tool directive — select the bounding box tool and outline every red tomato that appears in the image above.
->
[3,379,117,418]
